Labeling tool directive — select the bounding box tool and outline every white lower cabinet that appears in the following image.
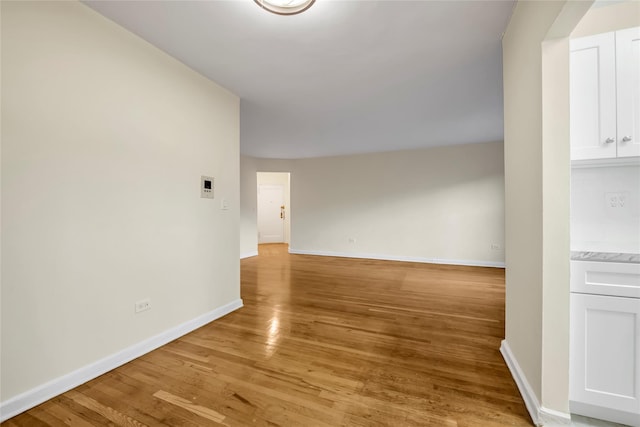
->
[571,261,640,299]
[570,292,640,426]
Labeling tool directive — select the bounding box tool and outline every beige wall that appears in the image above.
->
[503,2,554,401]
[1,0,240,402]
[240,155,258,257]
[241,142,505,267]
[541,35,573,415]
[503,0,592,419]
[572,1,640,38]
[0,0,4,398]
[289,143,505,265]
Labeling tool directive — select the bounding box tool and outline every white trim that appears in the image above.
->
[571,157,640,168]
[500,340,572,427]
[240,251,259,259]
[0,299,243,422]
[571,400,640,427]
[288,248,505,268]
[500,340,542,426]
[540,407,572,426]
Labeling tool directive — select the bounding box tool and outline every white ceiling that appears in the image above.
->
[85,0,515,159]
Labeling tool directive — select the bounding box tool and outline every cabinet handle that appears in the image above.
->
[605,137,615,143]
[622,136,632,142]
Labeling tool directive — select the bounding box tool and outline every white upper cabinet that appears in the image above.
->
[571,32,617,160]
[616,27,640,158]
[571,27,640,161]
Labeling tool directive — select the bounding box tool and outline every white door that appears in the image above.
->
[616,26,640,158]
[570,293,640,417]
[257,184,284,244]
[570,32,617,160]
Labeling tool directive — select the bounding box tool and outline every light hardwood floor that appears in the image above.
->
[3,244,532,426]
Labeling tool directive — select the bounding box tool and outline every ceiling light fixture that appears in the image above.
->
[254,0,315,15]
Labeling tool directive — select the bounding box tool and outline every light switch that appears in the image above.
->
[201,176,214,199]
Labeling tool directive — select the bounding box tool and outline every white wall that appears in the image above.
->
[571,165,640,253]
[1,0,240,408]
[257,172,291,244]
[240,142,505,267]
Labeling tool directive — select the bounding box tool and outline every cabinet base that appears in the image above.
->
[571,400,640,427]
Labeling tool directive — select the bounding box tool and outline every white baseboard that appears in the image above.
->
[571,400,640,427]
[288,248,505,268]
[541,407,572,426]
[0,298,243,422]
[500,340,572,427]
[240,251,259,259]
[500,340,543,426]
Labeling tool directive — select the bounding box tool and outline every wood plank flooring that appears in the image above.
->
[3,244,532,426]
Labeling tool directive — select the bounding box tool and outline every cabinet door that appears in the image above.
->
[571,293,640,415]
[571,33,617,160]
[616,27,640,158]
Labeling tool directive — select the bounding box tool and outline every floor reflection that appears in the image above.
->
[265,312,280,357]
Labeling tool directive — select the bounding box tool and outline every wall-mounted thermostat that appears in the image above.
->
[201,176,214,199]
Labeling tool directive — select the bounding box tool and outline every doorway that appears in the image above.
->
[257,172,290,245]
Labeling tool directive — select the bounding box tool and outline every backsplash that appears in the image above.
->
[571,164,640,254]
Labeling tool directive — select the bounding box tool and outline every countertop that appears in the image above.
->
[571,251,640,264]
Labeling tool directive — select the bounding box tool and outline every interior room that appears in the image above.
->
[1,0,639,426]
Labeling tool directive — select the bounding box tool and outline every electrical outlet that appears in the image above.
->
[135,298,151,313]
[618,193,627,207]
[348,237,356,244]
[605,192,629,208]
[491,243,502,251]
